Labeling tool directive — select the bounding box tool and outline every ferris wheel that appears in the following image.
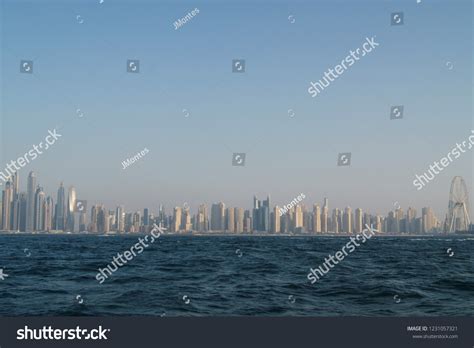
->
[446,176,471,232]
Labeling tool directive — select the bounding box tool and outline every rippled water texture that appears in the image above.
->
[0,235,472,316]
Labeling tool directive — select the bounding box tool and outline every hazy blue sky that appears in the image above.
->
[1,0,472,218]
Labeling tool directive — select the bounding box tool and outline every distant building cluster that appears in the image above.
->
[0,171,450,234]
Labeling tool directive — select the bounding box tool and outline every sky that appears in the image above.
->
[0,0,472,218]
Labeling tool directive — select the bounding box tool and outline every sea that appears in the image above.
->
[0,235,472,316]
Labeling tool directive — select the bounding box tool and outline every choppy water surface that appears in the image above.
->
[0,235,472,316]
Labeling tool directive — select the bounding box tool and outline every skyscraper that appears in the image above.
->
[375,215,383,233]
[262,196,270,232]
[252,196,260,231]
[422,207,436,233]
[406,207,417,233]
[363,213,372,230]
[394,208,404,233]
[158,205,166,229]
[116,205,125,232]
[343,206,352,233]
[132,211,141,232]
[295,205,303,229]
[354,208,363,233]
[173,207,182,232]
[332,208,340,233]
[19,193,27,232]
[183,207,192,231]
[35,186,45,231]
[55,182,66,231]
[272,206,281,233]
[11,196,20,231]
[89,205,99,232]
[196,204,209,232]
[1,180,13,230]
[313,204,321,233]
[211,202,225,231]
[226,207,235,233]
[143,208,149,226]
[96,205,108,233]
[11,172,19,198]
[252,196,270,232]
[244,210,252,233]
[321,198,329,232]
[236,207,244,233]
[102,208,110,233]
[26,172,36,231]
[66,186,76,232]
[44,196,54,231]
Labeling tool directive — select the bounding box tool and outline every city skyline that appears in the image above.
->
[0,170,471,234]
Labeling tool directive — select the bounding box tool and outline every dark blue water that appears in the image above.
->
[0,235,472,316]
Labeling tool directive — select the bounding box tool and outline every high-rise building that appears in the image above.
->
[272,206,280,233]
[375,215,383,232]
[132,211,141,232]
[11,197,20,231]
[244,210,252,233]
[363,213,372,229]
[157,205,167,229]
[252,196,260,231]
[19,193,27,232]
[354,208,363,233]
[103,209,110,233]
[26,171,36,231]
[183,207,192,231]
[313,204,321,233]
[116,205,125,232]
[95,205,108,233]
[332,208,340,233]
[89,205,99,232]
[422,207,435,233]
[35,186,45,231]
[252,196,270,232]
[262,196,270,232]
[235,207,244,233]
[196,204,209,232]
[143,208,149,226]
[11,172,19,198]
[303,207,312,232]
[55,182,66,231]
[406,207,417,233]
[343,206,352,233]
[173,207,182,232]
[321,198,329,232]
[44,197,54,231]
[211,202,225,231]
[295,205,303,229]
[1,181,13,230]
[10,174,20,231]
[66,186,76,232]
[394,208,404,233]
[226,208,235,233]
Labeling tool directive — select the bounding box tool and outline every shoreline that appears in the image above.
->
[0,231,472,238]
